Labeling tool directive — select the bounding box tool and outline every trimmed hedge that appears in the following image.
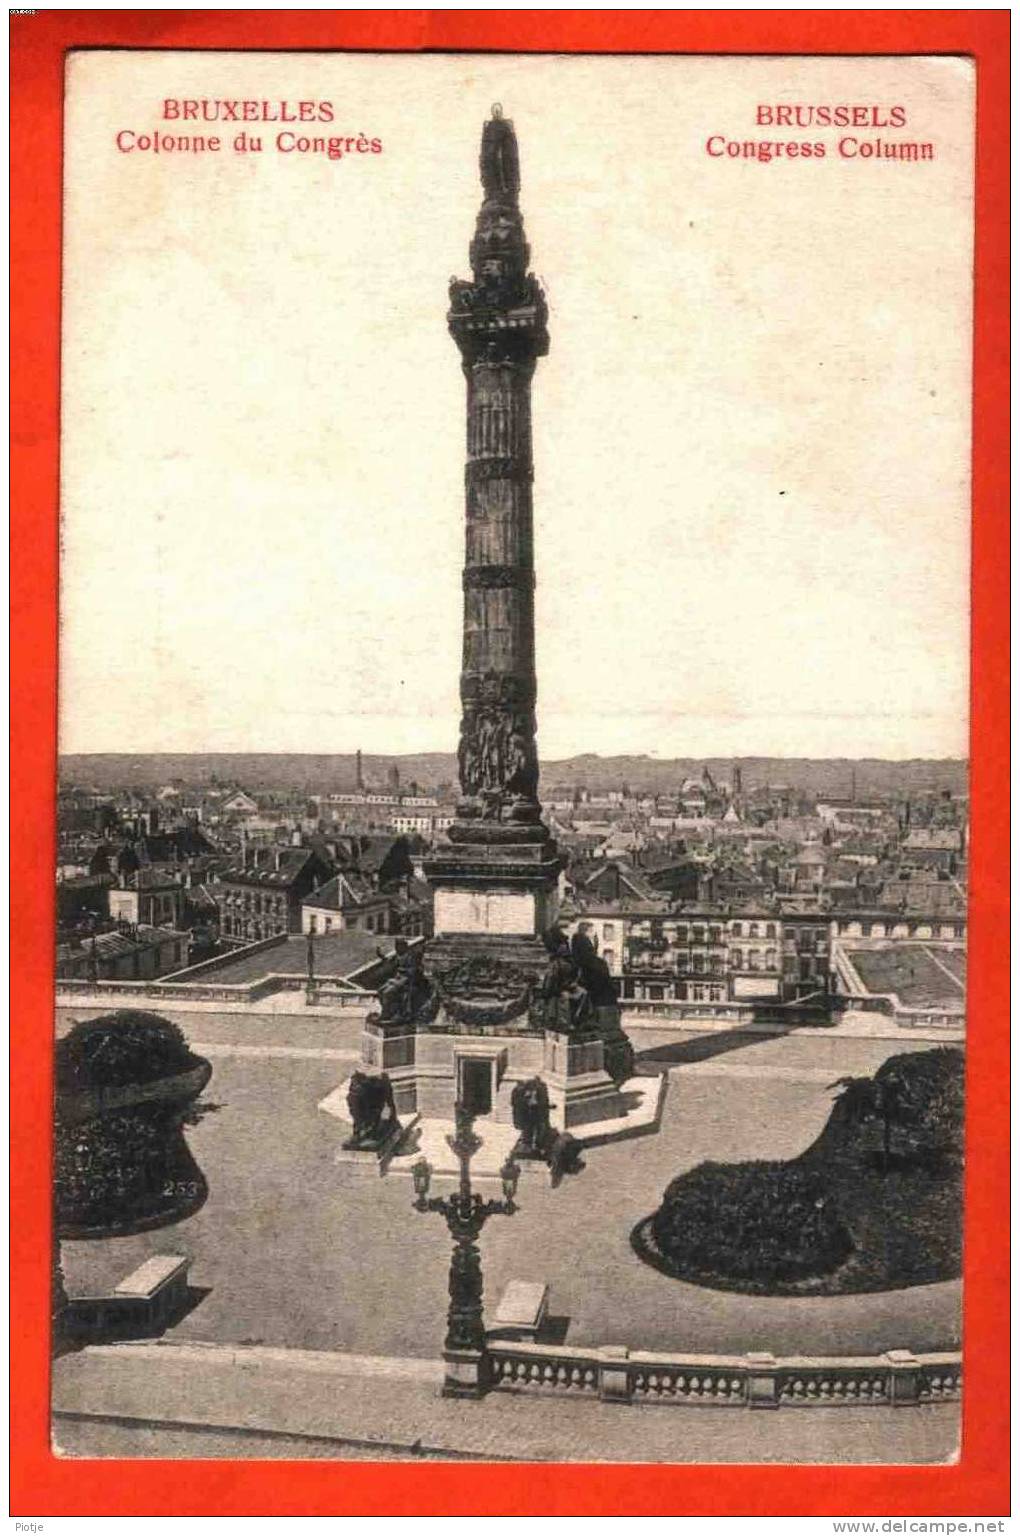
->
[636,1047,963,1295]
[55,1101,207,1237]
[877,1046,964,1155]
[651,1161,852,1285]
[56,1011,201,1094]
[54,1010,211,1237]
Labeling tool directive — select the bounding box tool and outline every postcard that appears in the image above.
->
[10,20,1008,1520]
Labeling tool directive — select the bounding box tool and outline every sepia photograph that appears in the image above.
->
[50,46,975,1467]
[10,13,1009,1519]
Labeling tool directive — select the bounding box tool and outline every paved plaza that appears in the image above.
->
[59,1008,961,1364]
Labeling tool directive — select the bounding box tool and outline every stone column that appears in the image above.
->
[426,107,562,951]
[448,107,548,843]
[462,358,537,767]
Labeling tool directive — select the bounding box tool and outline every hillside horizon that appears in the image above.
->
[59,752,969,799]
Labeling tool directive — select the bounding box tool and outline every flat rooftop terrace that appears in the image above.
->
[188,931,385,985]
[845,943,966,1008]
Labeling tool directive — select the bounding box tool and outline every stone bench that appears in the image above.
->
[491,1280,549,1342]
[66,1254,191,1341]
[113,1254,190,1329]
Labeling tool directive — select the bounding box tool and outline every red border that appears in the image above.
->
[11,10,1009,1517]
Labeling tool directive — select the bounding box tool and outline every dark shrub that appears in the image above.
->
[637,1046,963,1295]
[56,1011,200,1095]
[651,1160,853,1284]
[54,1012,211,1237]
[876,1046,964,1161]
[54,1102,207,1235]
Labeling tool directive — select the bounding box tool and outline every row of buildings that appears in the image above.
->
[56,769,968,1016]
[565,897,965,1008]
[55,807,432,982]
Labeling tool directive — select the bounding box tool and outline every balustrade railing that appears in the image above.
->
[620,999,827,1025]
[488,1347,600,1396]
[629,1358,748,1405]
[917,1355,963,1399]
[777,1363,889,1405]
[621,994,962,1029]
[56,976,377,1009]
[484,1339,961,1409]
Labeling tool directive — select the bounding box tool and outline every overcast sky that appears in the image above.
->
[60,51,974,760]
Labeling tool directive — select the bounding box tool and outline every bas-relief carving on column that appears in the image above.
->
[456,706,540,822]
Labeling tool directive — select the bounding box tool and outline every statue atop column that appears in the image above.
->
[480,104,520,198]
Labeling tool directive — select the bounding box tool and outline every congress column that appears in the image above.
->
[427,107,562,948]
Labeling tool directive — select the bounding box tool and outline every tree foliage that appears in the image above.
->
[55,1103,207,1236]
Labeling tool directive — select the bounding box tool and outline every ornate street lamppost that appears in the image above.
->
[412,1102,520,1398]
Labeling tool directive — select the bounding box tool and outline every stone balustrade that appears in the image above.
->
[620,995,962,1031]
[56,977,376,1008]
[485,1339,961,1409]
[621,999,829,1026]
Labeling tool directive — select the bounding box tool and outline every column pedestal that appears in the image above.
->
[424,835,564,957]
[362,1018,419,1116]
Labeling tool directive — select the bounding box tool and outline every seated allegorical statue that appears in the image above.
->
[570,924,620,1009]
[569,924,634,1082]
[534,925,592,1034]
[375,939,437,1027]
